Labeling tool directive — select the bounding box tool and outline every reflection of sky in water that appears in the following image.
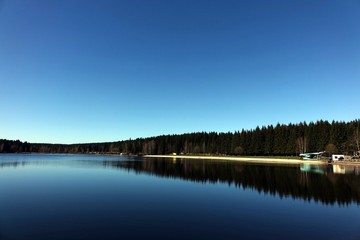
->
[0,154,360,239]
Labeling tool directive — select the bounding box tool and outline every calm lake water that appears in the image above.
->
[0,154,359,240]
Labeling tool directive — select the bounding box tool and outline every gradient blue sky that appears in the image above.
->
[1,0,359,144]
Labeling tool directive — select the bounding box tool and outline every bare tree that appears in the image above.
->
[325,143,338,156]
[234,146,243,155]
[354,128,360,153]
[296,137,308,154]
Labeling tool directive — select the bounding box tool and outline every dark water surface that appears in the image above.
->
[0,154,359,240]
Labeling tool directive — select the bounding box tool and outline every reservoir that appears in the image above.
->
[0,154,359,239]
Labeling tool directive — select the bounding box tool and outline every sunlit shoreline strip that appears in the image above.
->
[144,155,360,166]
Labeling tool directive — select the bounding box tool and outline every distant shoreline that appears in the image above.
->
[144,154,324,165]
[144,155,360,166]
[3,152,360,166]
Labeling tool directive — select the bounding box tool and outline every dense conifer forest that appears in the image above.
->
[1,120,359,156]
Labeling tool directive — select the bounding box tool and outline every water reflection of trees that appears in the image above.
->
[105,158,360,206]
[2,158,360,206]
[0,161,29,168]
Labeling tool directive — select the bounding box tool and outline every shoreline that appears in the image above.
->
[144,155,360,166]
[144,154,325,165]
[4,153,360,166]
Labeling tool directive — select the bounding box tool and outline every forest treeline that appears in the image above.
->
[1,120,359,156]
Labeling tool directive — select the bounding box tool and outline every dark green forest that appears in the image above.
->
[1,120,359,156]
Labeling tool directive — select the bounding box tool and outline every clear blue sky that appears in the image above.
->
[1,0,359,144]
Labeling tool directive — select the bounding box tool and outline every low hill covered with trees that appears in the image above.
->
[1,120,359,156]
